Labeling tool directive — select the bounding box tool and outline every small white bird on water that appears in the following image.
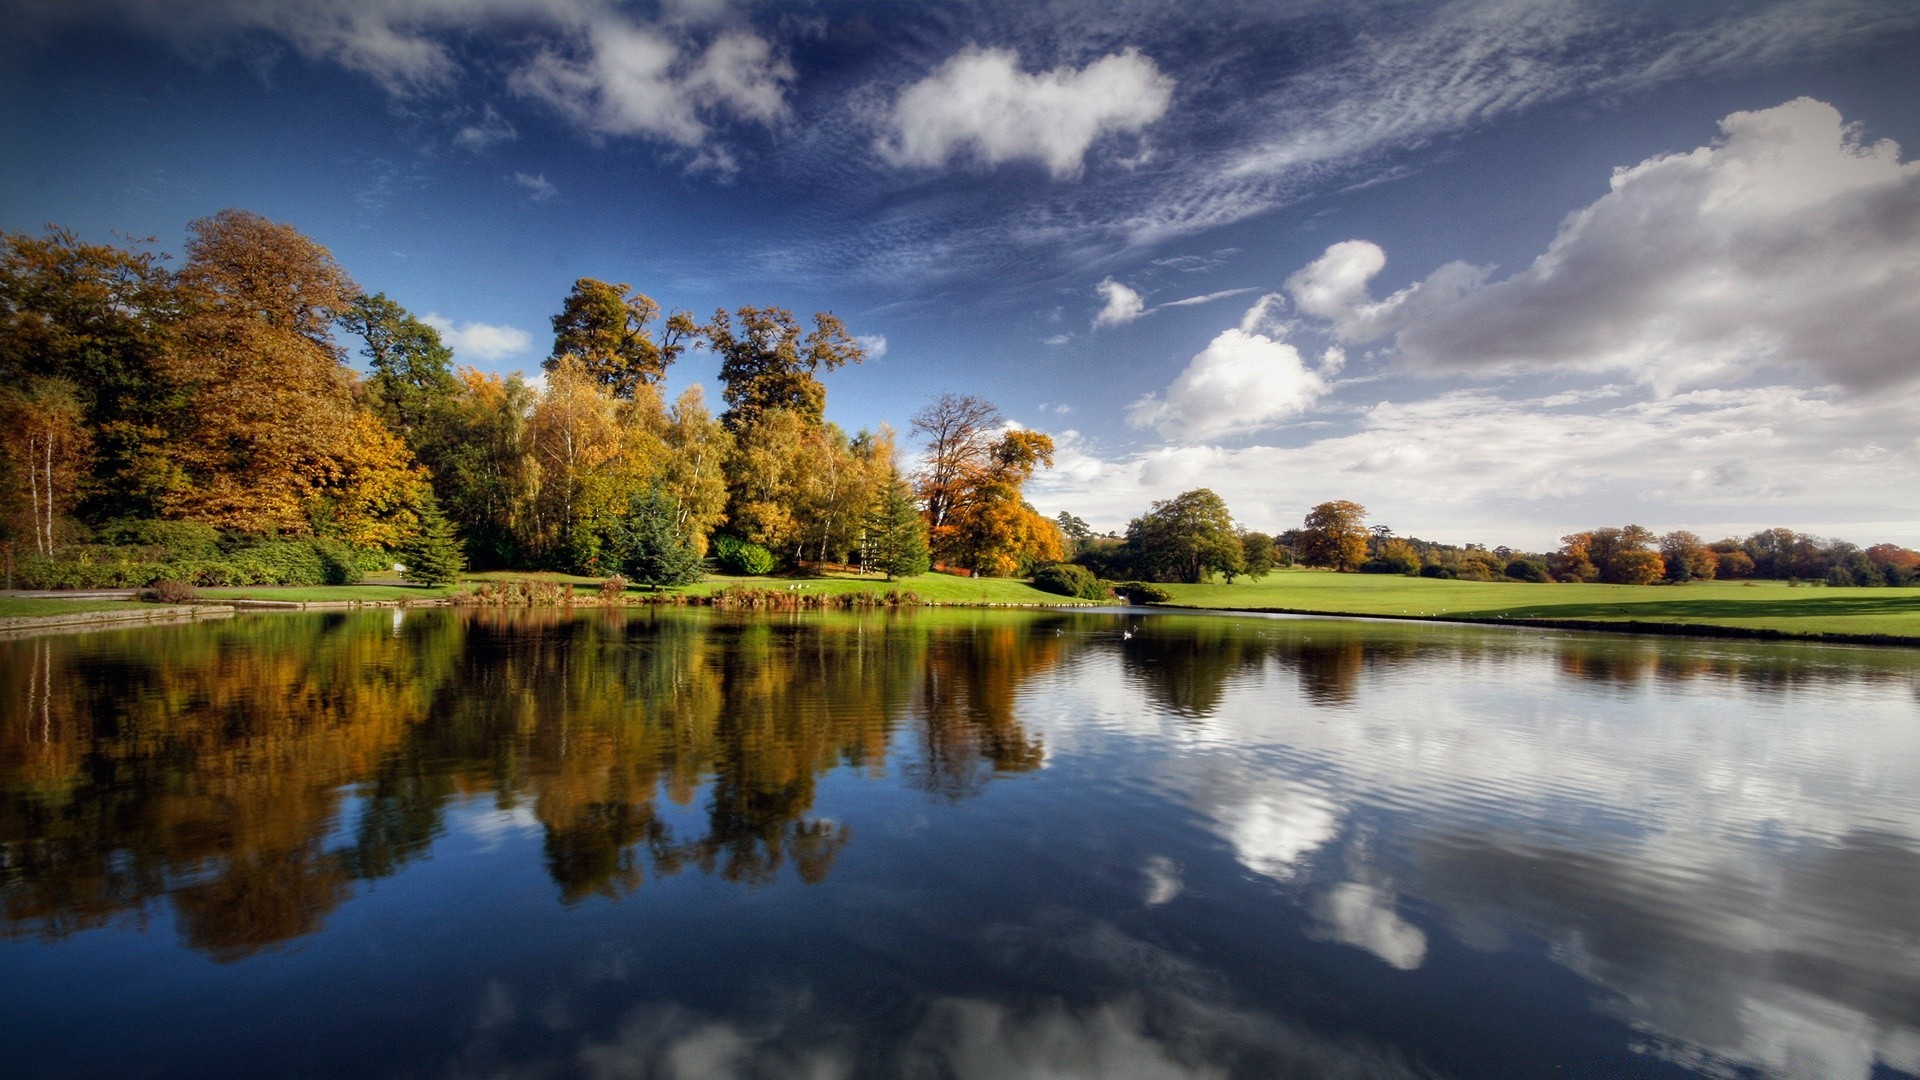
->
[1122,627,1135,640]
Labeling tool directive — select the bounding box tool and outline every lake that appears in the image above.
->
[2,607,1916,1079]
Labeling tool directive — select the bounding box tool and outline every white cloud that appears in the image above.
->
[1291,99,1920,393]
[1159,287,1258,309]
[854,334,887,358]
[1042,334,1073,347]
[1045,383,1920,548]
[877,47,1174,179]
[422,313,534,361]
[452,104,516,153]
[1091,278,1146,329]
[1141,856,1183,906]
[512,171,557,201]
[1128,295,1334,442]
[511,18,791,151]
[24,1,793,155]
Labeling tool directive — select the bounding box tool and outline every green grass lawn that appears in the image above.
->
[199,583,458,603]
[1153,569,1920,640]
[0,597,163,619]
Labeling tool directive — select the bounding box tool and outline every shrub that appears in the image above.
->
[95,519,222,557]
[599,574,629,603]
[1033,563,1110,600]
[1114,581,1173,604]
[1360,557,1413,575]
[1505,559,1551,582]
[711,534,776,576]
[141,579,199,604]
[1826,566,1856,587]
[1418,564,1455,579]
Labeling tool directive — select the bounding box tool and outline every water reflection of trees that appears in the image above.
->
[0,609,1049,959]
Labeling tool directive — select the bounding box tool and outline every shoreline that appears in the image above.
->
[1145,602,1920,649]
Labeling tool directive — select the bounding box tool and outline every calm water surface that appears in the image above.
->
[2,608,1917,1079]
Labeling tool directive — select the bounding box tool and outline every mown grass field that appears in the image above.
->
[1153,569,1920,640]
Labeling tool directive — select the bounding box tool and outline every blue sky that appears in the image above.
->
[3,0,1917,548]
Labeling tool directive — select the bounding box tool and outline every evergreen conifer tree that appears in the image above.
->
[401,495,464,587]
[611,488,703,587]
[865,475,931,581]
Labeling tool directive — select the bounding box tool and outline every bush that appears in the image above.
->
[1360,557,1415,575]
[711,534,777,575]
[1032,563,1111,600]
[598,574,629,603]
[140,579,199,604]
[1418,564,1455,579]
[95,519,222,557]
[1114,581,1173,604]
[1826,566,1856,587]
[1505,559,1551,582]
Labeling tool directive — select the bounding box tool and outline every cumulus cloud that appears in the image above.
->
[513,171,557,201]
[1289,99,1920,393]
[854,334,887,358]
[1311,883,1427,970]
[422,313,534,361]
[1128,295,1335,442]
[1092,278,1146,329]
[511,20,791,149]
[878,47,1174,179]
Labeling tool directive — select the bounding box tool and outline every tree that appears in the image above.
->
[703,307,864,430]
[910,393,1003,534]
[1297,501,1369,571]
[163,209,367,535]
[1055,511,1093,544]
[434,369,536,568]
[1125,489,1242,583]
[400,494,464,587]
[658,385,732,555]
[547,279,693,399]
[934,428,1063,576]
[1239,531,1277,581]
[865,471,931,580]
[1,379,90,554]
[340,293,459,449]
[1658,530,1717,583]
[1587,525,1665,585]
[610,488,703,587]
[0,226,181,522]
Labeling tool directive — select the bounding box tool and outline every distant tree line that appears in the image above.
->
[1051,491,1919,590]
[1,213,1066,588]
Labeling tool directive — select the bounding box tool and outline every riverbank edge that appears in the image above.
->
[1148,602,1920,648]
[0,604,236,637]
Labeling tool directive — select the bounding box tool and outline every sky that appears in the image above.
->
[2,0,1917,550]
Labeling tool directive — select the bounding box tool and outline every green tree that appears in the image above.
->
[400,495,464,587]
[1055,511,1093,543]
[703,307,865,431]
[1238,530,1276,581]
[340,293,458,449]
[1125,489,1243,583]
[610,488,703,587]
[1297,500,1369,572]
[546,279,693,399]
[865,472,931,580]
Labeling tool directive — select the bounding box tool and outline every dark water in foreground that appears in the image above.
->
[2,608,1917,1079]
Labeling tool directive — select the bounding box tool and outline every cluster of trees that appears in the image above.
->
[0,213,1066,587]
[1059,488,1280,585]
[1553,527,1920,587]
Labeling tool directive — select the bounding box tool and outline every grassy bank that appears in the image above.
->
[0,597,155,619]
[1152,569,1920,641]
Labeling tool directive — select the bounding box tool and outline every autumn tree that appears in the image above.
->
[937,428,1064,576]
[0,226,182,520]
[0,380,90,554]
[704,307,864,430]
[911,393,1003,535]
[1658,530,1717,583]
[657,386,732,555]
[165,209,394,536]
[547,279,694,398]
[1297,500,1369,572]
[433,369,536,567]
[524,357,624,567]
[1586,526,1665,585]
[1125,489,1243,584]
